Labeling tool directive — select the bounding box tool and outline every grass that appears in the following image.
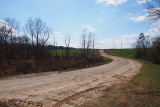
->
[135,62,160,92]
[80,49,160,107]
[50,49,82,56]
[108,49,136,58]
[63,57,112,73]
[0,49,112,78]
[50,49,113,69]
[50,49,102,57]
[61,50,113,72]
[86,57,112,68]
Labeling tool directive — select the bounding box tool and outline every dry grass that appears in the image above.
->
[0,51,111,78]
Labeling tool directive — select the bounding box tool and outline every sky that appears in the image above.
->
[0,0,158,49]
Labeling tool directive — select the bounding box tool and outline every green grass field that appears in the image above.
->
[50,49,100,57]
[108,49,136,58]
[50,49,82,56]
[50,49,112,72]
[80,49,160,107]
[109,49,160,92]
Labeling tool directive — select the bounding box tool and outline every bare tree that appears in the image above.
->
[86,32,94,55]
[0,19,13,63]
[4,18,20,58]
[51,34,57,57]
[146,0,160,21]
[64,34,71,58]
[21,35,30,59]
[150,36,160,63]
[0,21,5,64]
[25,18,51,59]
[25,18,35,45]
[81,32,86,56]
[25,17,52,72]
[81,31,94,57]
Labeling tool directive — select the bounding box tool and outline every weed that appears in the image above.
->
[16,62,33,74]
[102,94,110,99]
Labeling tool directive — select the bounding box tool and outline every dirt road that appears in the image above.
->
[0,50,142,107]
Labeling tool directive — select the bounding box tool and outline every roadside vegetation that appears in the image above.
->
[0,17,111,78]
[50,49,81,56]
[80,49,160,107]
[106,49,136,58]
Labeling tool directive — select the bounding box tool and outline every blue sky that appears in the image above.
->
[0,0,156,48]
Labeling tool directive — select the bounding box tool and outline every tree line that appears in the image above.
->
[0,18,52,65]
[0,17,97,75]
[133,0,160,64]
[133,33,160,64]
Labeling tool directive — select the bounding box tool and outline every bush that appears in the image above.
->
[16,62,33,74]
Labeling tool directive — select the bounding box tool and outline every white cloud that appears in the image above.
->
[98,18,102,23]
[54,32,62,35]
[137,0,151,4]
[53,32,63,38]
[149,27,159,33]
[125,11,150,22]
[124,13,133,19]
[0,20,6,23]
[127,13,133,16]
[95,33,139,49]
[129,14,148,22]
[70,40,81,48]
[145,19,160,37]
[95,38,136,49]
[95,39,118,49]
[96,0,127,5]
[82,25,96,33]
[120,34,138,45]
[121,34,138,39]
[0,19,19,37]
[0,20,7,27]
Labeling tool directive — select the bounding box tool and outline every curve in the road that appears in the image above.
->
[0,50,142,107]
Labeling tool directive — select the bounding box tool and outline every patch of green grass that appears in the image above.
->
[102,94,110,99]
[56,49,113,72]
[134,62,160,92]
[108,49,160,92]
[50,49,101,57]
[64,57,112,72]
[50,49,82,56]
[80,49,160,107]
[108,49,136,58]
[119,87,127,92]
[88,57,112,68]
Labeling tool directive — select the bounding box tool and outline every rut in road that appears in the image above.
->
[0,50,142,107]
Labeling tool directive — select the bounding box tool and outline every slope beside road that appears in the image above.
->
[0,50,142,107]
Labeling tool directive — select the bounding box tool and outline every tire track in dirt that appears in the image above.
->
[0,50,142,107]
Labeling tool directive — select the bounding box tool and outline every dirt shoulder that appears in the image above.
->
[0,50,142,107]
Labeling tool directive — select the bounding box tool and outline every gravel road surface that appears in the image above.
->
[0,50,142,107]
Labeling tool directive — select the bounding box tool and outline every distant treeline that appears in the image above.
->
[133,33,160,64]
[0,17,53,66]
[0,17,101,77]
